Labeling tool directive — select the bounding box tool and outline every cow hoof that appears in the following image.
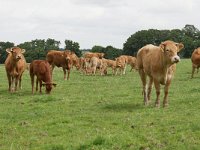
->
[155,103,160,108]
[163,104,168,108]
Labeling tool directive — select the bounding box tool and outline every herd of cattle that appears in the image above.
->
[3,40,200,107]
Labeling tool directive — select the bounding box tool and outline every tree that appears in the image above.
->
[91,45,122,59]
[0,41,15,63]
[123,29,165,56]
[123,25,200,58]
[64,39,82,57]
[45,38,60,50]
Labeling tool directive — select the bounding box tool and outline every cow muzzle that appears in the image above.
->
[16,55,22,60]
[171,56,180,63]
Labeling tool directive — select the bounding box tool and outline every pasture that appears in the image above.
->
[0,59,200,150]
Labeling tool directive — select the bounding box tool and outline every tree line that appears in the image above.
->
[0,24,199,63]
[123,24,200,58]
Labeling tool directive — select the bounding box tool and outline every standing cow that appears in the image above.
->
[191,48,200,78]
[5,47,27,92]
[137,40,184,107]
[30,60,56,94]
[46,50,71,80]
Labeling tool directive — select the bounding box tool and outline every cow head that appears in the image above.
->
[160,41,184,64]
[6,47,25,61]
[42,83,57,94]
[98,53,105,59]
[116,57,125,67]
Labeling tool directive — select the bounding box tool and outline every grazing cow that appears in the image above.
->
[191,48,200,78]
[137,40,184,107]
[127,56,137,72]
[30,60,56,94]
[5,47,27,92]
[115,56,127,75]
[84,52,105,59]
[104,59,117,75]
[46,50,71,80]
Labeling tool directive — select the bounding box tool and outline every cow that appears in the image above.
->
[104,59,116,75]
[137,40,184,107]
[127,56,137,72]
[68,51,80,70]
[115,55,127,75]
[46,50,71,80]
[84,52,105,59]
[30,60,56,94]
[5,47,27,92]
[191,48,200,78]
[87,56,104,75]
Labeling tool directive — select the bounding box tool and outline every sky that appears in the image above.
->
[0,0,199,49]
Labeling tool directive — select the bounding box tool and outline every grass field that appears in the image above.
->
[0,59,200,150]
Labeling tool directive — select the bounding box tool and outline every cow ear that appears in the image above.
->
[160,43,165,52]
[176,43,184,52]
[6,48,12,53]
[21,49,26,53]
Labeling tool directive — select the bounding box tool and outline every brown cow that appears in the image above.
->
[84,52,105,59]
[191,48,200,78]
[46,50,71,80]
[30,60,56,94]
[137,40,184,107]
[5,47,27,92]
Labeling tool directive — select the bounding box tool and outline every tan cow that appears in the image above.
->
[104,59,116,75]
[115,55,127,75]
[137,40,184,107]
[84,52,105,59]
[87,56,104,75]
[5,47,27,92]
[79,57,90,74]
[127,56,137,71]
[46,50,71,80]
[30,60,56,94]
[191,48,200,78]
[67,51,80,70]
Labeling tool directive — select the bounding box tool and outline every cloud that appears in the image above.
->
[0,0,199,49]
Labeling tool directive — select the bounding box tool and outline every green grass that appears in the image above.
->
[0,59,200,150]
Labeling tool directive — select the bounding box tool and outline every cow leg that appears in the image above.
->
[11,76,15,92]
[154,80,161,108]
[31,75,34,94]
[7,73,12,92]
[163,79,172,107]
[15,75,21,91]
[191,65,195,78]
[67,69,70,80]
[139,69,148,105]
[19,74,22,90]
[123,64,127,75]
[36,78,38,92]
[39,80,42,94]
[147,77,153,103]
[51,64,55,80]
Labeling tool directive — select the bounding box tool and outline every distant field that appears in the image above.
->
[0,59,200,150]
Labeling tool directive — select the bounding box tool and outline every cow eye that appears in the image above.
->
[166,49,169,52]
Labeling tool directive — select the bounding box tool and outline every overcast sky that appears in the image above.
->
[0,0,199,49]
